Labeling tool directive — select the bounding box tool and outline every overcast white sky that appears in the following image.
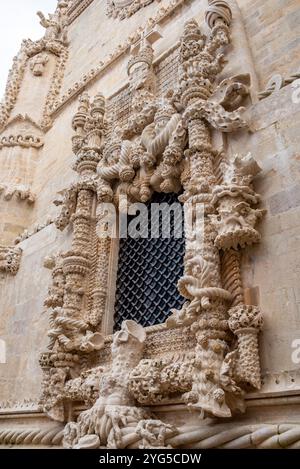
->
[0,0,58,99]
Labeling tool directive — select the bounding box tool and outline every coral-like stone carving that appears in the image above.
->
[0,184,36,204]
[39,0,265,442]
[129,352,194,404]
[0,246,22,275]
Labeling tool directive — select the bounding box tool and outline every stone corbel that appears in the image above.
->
[0,246,22,275]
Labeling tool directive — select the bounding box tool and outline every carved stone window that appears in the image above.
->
[114,192,185,330]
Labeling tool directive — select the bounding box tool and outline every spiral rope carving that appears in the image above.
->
[0,427,64,446]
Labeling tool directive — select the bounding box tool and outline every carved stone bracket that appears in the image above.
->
[0,246,22,275]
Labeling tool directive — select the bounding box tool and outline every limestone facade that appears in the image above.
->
[0,0,300,449]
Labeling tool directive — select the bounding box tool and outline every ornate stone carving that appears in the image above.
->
[50,0,187,115]
[0,45,28,131]
[63,320,150,448]
[210,152,265,250]
[37,1,69,45]
[0,1,69,132]
[0,184,36,204]
[0,134,44,149]
[29,53,49,76]
[107,0,157,21]
[0,246,22,275]
[129,352,194,404]
[164,2,263,419]
[228,305,263,389]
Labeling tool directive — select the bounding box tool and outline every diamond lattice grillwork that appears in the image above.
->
[114,192,185,330]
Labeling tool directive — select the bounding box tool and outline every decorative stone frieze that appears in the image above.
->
[0,184,36,204]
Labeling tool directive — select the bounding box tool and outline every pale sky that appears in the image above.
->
[0,0,58,99]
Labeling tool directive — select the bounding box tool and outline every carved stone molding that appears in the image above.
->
[2,422,300,448]
[0,246,22,275]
